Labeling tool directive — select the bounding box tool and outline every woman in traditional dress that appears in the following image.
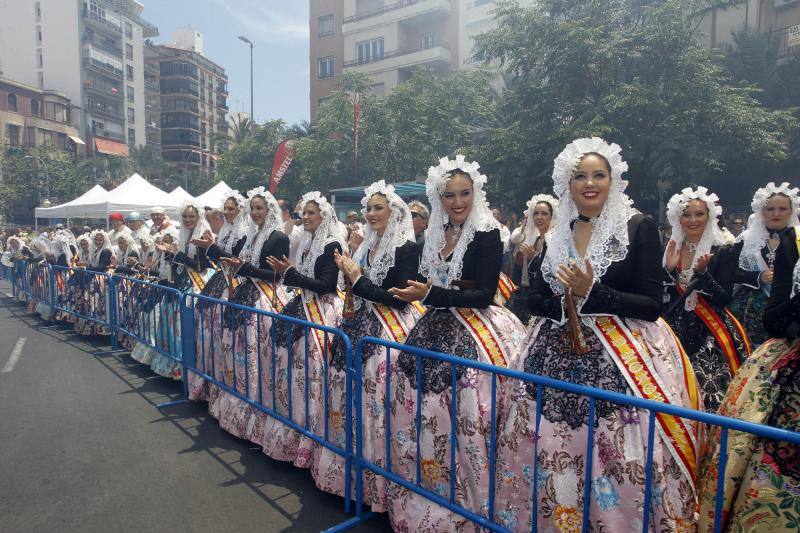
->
[51,229,78,323]
[112,232,143,351]
[29,235,55,318]
[260,191,345,468]
[494,138,699,532]
[506,194,558,325]
[188,191,248,399]
[130,226,179,367]
[7,235,33,303]
[146,201,213,380]
[730,183,800,348]
[663,187,750,412]
[59,233,90,323]
[697,211,800,532]
[385,155,527,532]
[75,230,113,336]
[205,187,290,445]
[312,180,422,510]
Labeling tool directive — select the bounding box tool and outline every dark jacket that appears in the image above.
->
[353,240,419,310]
[283,241,342,295]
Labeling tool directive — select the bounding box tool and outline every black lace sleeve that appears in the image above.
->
[174,247,210,272]
[88,249,113,272]
[579,215,662,321]
[527,267,564,321]
[423,230,501,309]
[283,241,342,294]
[353,241,418,309]
[764,229,800,339]
[237,232,290,281]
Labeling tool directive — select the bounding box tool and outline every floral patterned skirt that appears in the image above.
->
[188,271,231,401]
[74,274,110,337]
[312,301,421,512]
[494,317,698,533]
[505,285,532,327]
[698,338,800,532]
[204,280,284,446]
[387,306,526,532]
[729,285,769,349]
[261,291,343,468]
[665,307,749,412]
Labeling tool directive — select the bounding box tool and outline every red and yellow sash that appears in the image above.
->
[592,316,698,493]
[676,285,743,373]
[253,279,288,313]
[187,269,207,291]
[302,290,339,357]
[369,302,412,343]
[452,307,508,368]
[494,272,517,307]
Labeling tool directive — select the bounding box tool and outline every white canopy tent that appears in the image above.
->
[169,186,194,204]
[33,184,108,219]
[34,174,182,220]
[193,181,234,209]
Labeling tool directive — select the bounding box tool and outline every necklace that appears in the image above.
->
[769,229,784,240]
[686,241,698,253]
[445,221,463,247]
[577,213,598,226]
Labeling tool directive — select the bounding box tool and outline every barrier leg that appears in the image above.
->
[94,276,129,356]
[157,294,194,409]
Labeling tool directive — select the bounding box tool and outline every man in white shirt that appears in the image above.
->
[126,212,150,246]
[149,207,172,236]
[278,198,303,263]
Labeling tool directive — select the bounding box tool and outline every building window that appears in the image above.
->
[318,14,334,37]
[128,128,135,144]
[36,26,42,44]
[37,72,44,88]
[126,65,134,81]
[30,100,40,116]
[35,1,41,21]
[127,107,135,123]
[422,32,436,49]
[125,43,133,60]
[317,56,335,79]
[6,124,20,146]
[356,37,384,64]
[127,85,134,102]
[37,52,43,68]
[7,93,17,112]
[125,21,132,38]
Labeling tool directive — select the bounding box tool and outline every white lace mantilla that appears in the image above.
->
[178,199,213,262]
[352,180,416,286]
[541,137,636,295]
[420,154,499,288]
[238,187,284,268]
[738,182,800,271]
[296,191,347,277]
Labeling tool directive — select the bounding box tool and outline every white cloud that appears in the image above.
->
[211,0,308,44]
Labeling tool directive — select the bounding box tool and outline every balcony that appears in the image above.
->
[92,129,126,143]
[83,56,123,78]
[343,0,450,33]
[773,24,800,62]
[160,79,199,97]
[344,42,451,70]
[85,82,123,101]
[82,34,122,58]
[82,7,122,34]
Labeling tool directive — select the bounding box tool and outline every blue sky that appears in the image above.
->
[142,0,310,125]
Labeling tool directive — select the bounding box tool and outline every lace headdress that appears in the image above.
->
[157,226,179,279]
[541,137,637,295]
[217,191,248,254]
[238,186,284,268]
[739,182,800,271]
[53,229,78,262]
[178,200,212,259]
[523,194,559,245]
[31,235,54,258]
[296,191,347,277]
[88,230,112,267]
[113,232,140,262]
[420,155,499,288]
[352,180,416,286]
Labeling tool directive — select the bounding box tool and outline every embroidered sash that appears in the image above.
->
[301,290,339,357]
[591,315,698,493]
[675,285,743,373]
[187,269,207,291]
[252,278,289,313]
[494,272,517,306]
[452,307,509,368]
[369,302,412,343]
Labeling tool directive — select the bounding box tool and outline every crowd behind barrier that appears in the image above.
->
[4,259,800,532]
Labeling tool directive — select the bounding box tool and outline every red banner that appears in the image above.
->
[268,139,296,194]
[354,98,360,178]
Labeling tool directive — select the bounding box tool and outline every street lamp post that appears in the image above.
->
[25,155,50,202]
[238,35,254,127]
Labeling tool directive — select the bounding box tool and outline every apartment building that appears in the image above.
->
[309,0,534,119]
[0,77,83,153]
[0,0,158,157]
[152,43,229,172]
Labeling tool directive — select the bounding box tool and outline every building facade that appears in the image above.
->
[0,0,158,157]
[309,0,538,119]
[0,77,83,153]
[153,44,229,172]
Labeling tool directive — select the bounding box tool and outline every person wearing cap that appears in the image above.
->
[107,212,131,247]
[408,200,429,259]
[126,211,149,246]
[149,207,171,236]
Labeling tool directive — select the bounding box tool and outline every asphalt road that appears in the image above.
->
[0,281,390,533]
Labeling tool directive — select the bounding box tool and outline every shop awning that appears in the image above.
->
[95,138,129,157]
[68,135,86,145]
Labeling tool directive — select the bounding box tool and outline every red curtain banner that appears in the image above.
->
[268,139,296,194]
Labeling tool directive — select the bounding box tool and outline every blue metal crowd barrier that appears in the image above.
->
[184,292,356,517]
[49,265,115,336]
[5,264,800,533]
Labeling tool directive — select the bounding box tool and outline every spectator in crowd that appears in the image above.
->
[278,197,304,262]
[206,208,225,234]
[408,200,429,257]
[728,213,746,237]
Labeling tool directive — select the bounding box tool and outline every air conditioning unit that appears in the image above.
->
[775,0,799,8]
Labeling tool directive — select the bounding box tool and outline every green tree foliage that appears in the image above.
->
[473,0,796,215]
